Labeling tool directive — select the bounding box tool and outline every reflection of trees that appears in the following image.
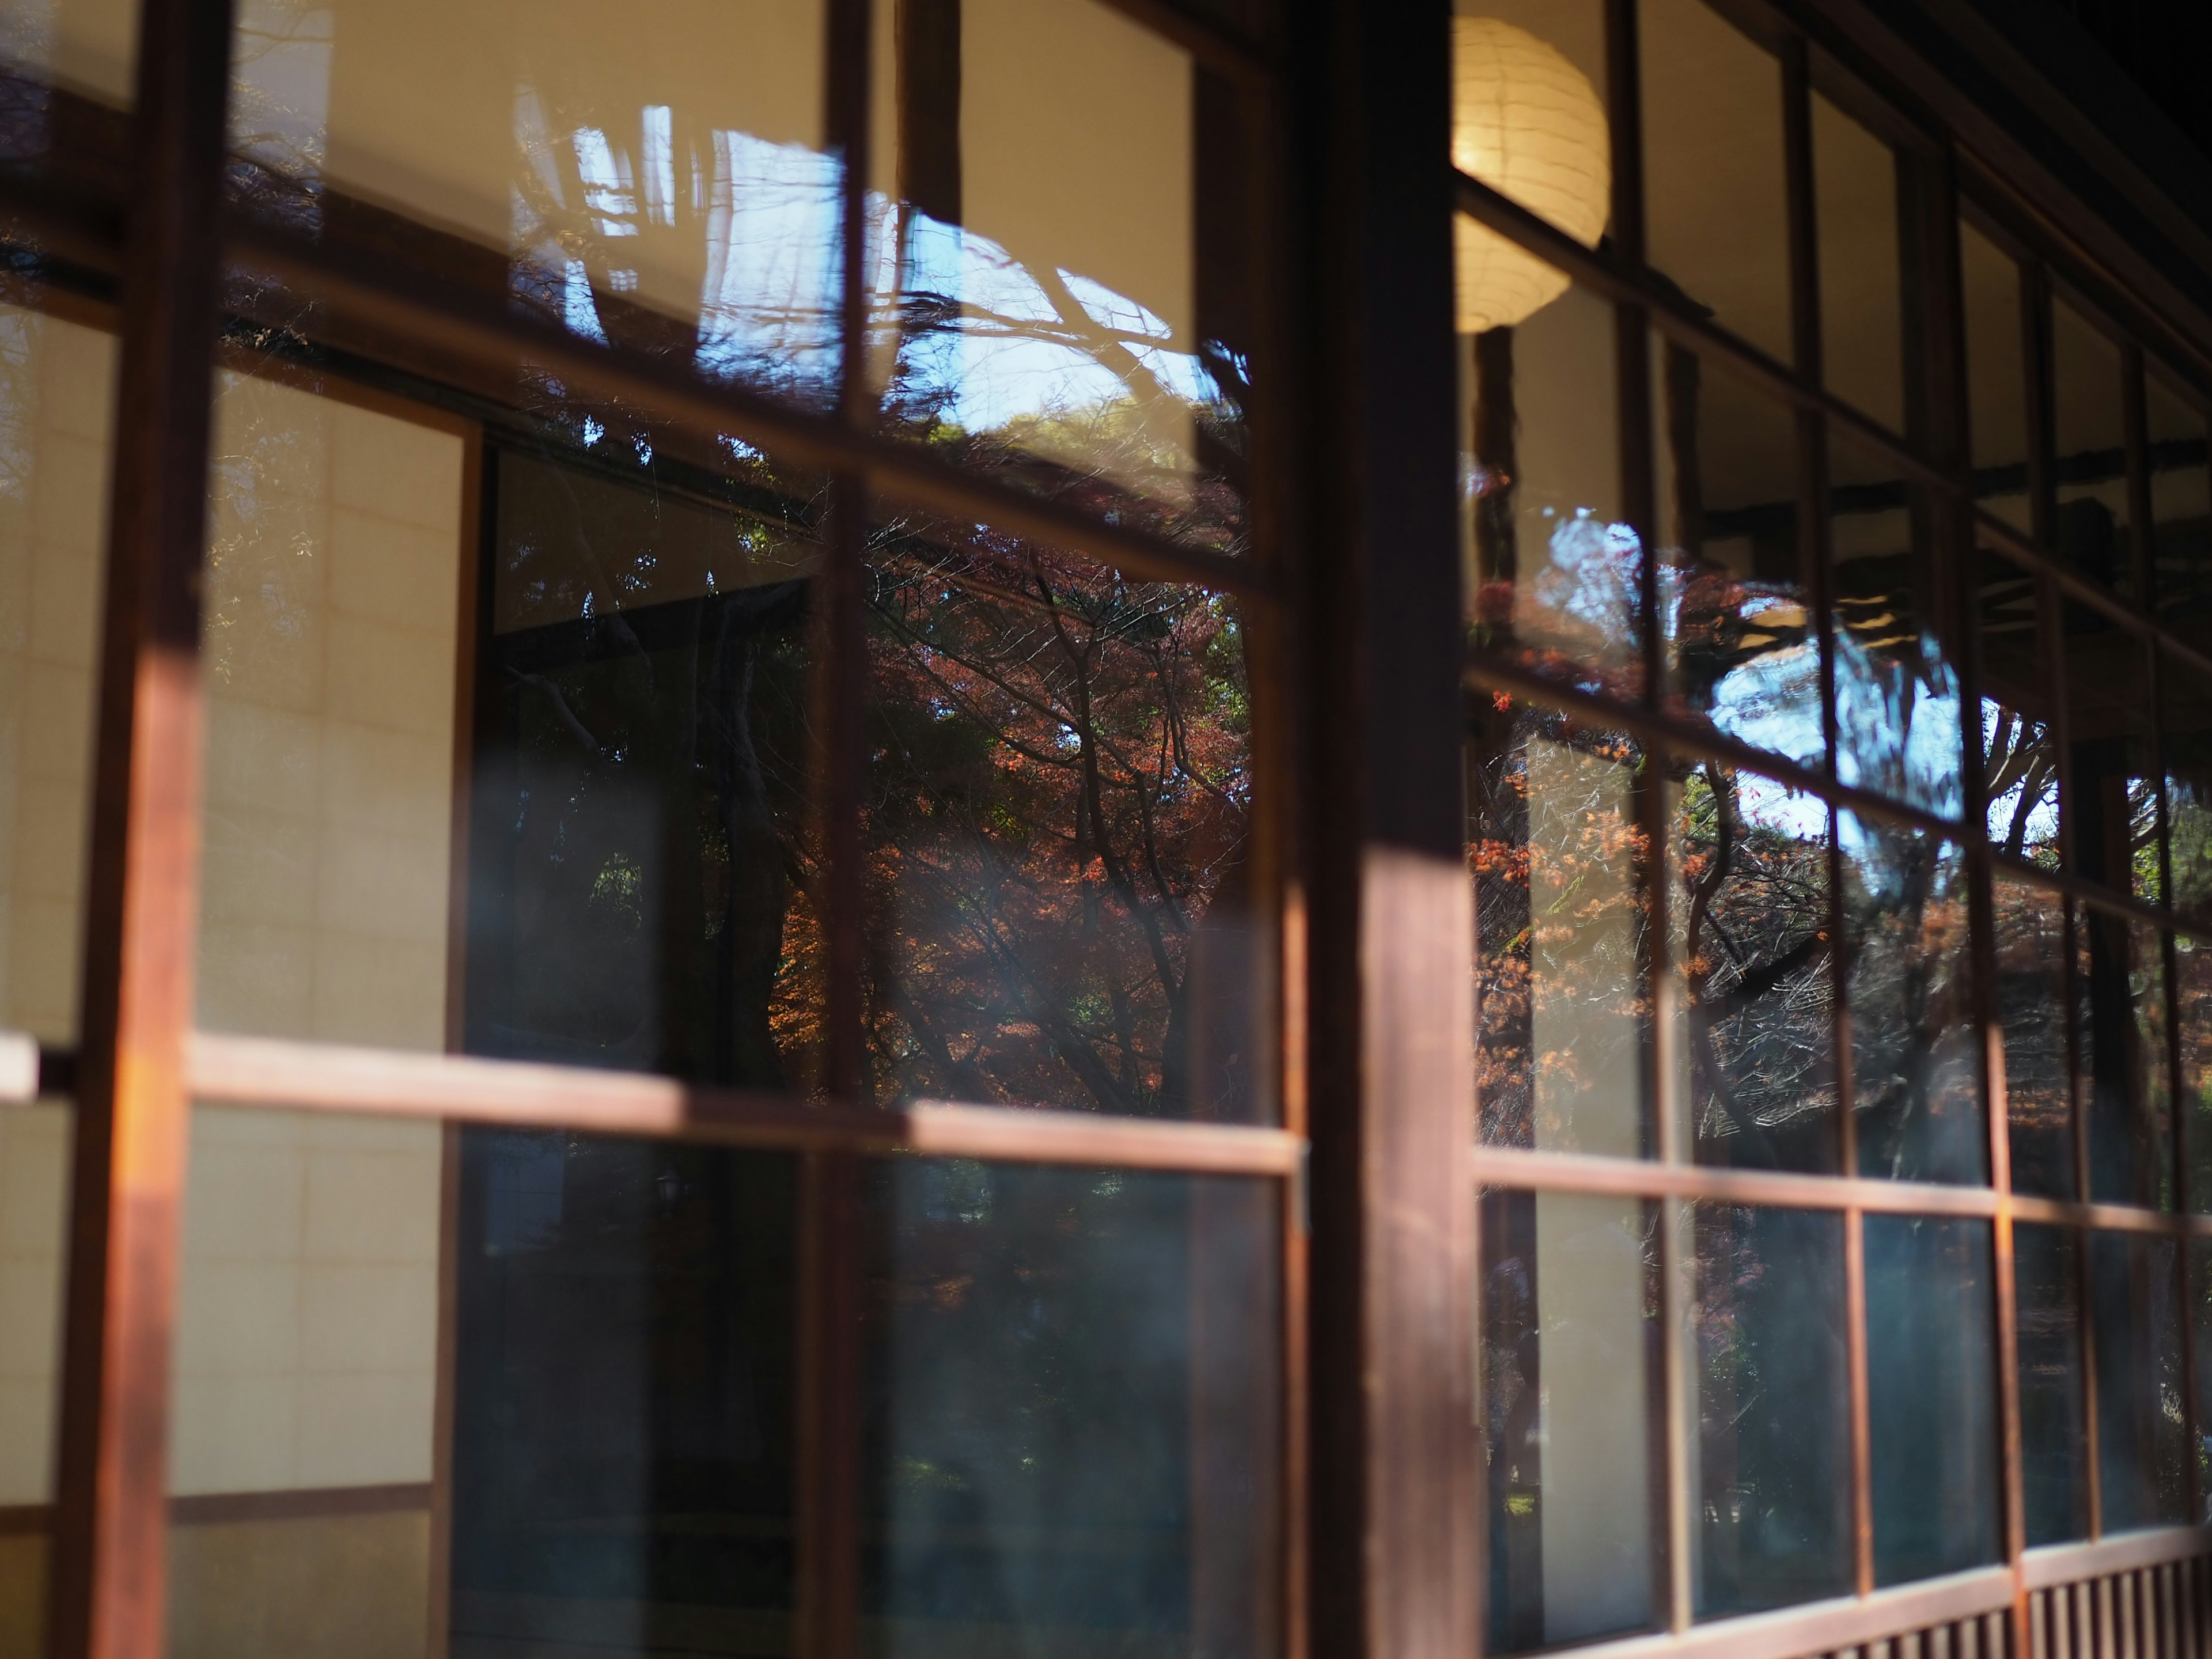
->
[1467,702,1650,1149]
[862,548,1252,1116]
[1675,766,1834,1171]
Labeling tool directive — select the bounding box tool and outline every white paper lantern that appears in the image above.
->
[1453,17,1611,333]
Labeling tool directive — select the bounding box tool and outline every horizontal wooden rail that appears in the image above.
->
[181,1031,1305,1178]
[1472,1144,2212,1236]
[1551,1566,2014,1659]
[2021,1527,2212,1589]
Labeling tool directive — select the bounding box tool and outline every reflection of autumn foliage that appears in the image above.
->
[1674,766,1835,1171]
[1468,702,1650,1149]
[2180,939,2212,1203]
[861,550,1253,1116]
[1993,881,2073,1196]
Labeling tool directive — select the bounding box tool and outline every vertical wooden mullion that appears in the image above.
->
[794,1,874,1656]
[1296,0,1475,1653]
[47,0,234,1651]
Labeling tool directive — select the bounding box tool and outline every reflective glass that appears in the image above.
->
[1692,1205,1850,1618]
[1829,425,1963,818]
[1976,550,2059,868]
[865,0,1257,544]
[1812,92,1904,434]
[860,554,1265,1119]
[2193,1238,2212,1517]
[2078,910,2172,1209]
[2063,611,2157,901]
[2147,371,2211,630]
[1462,282,1640,701]
[1658,352,1821,772]
[2089,1229,2188,1532]
[229,0,840,407]
[2014,1223,2089,1545]
[0,1096,67,1651]
[166,1105,452,1659]
[2181,935,2212,1214]
[2051,298,2132,594]
[197,368,469,1053]
[1864,1215,1999,1586]
[1480,1188,1658,1652]
[453,1133,796,1655]
[1669,758,1836,1173]
[1993,877,2073,1199]
[1468,701,1650,1155]
[861,1160,1278,1658]
[1842,816,1978,1184]
[468,447,820,1089]
[0,296,112,1657]
[2162,647,2212,928]
[1960,221,2030,532]
[0,300,111,1046]
[1641,0,1790,363]
[163,1107,801,1659]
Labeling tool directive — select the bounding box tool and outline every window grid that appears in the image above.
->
[20,0,1302,1656]
[1461,0,2212,1650]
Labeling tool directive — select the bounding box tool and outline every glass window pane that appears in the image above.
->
[1449,0,1609,257]
[1463,281,1641,702]
[862,1160,1278,1658]
[1468,700,1650,1155]
[1842,816,1979,1184]
[1830,425,1963,819]
[1961,221,2030,532]
[166,1107,446,1656]
[2051,298,2132,594]
[868,0,1256,544]
[1641,0,1790,363]
[1692,1204,1850,1618]
[1480,1188,1658,1652]
[2192,1238,2212,1518]
[0,301,112,1046]
[2080,910,2172,1209]
[2147,371,2211,628]
[1669,758,1836,1173]
[2182,935,2212,1215]
[0,294,109,1657]
[469,447,821,1089]
[1976,550,2060,868]
[236,0,840,408]
[860,554,1267,1119]
[1812,92,1904,434]
[2089,1229,2188,1532]
[2063,609,2157,902]
[1993,877,2074,1199]
[1865,1215,1999,1586]
[452,1132,796,1653]
[2163,647,2212,929]
[164,1109,800,1659]
[1658,352,1822,772]
[197,370,470,1054]
[0,1097,69,1650]
[2014,1222,2089,1544]
[0,0,134,103]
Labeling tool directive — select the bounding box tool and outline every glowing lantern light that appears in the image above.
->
[1453,17,1611,332]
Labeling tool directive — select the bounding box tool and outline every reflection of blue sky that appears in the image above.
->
[888,209,1221,444]
[1733,767,1830,844]
[1834,628,1963,818]
[1980,698,2060,849]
